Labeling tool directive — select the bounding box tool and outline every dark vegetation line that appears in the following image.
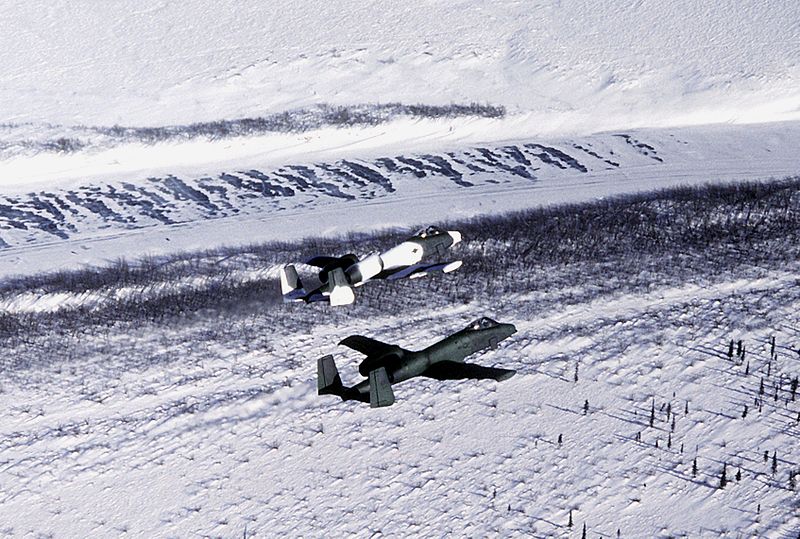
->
[2,177,800,369]
[0,102,506,155]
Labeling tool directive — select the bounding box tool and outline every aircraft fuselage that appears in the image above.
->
[348,321,516,400]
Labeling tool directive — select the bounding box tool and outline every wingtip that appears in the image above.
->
[448,231,462,245]
[498,370,517,382]
[338,335,363,347]
[443,260,463,273]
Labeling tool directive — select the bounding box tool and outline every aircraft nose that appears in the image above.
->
[486,323,517,349]
[448,231,462,245]
[498,323,517,340]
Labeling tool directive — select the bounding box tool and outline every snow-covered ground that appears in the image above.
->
[2,0,799,131]
[2,0,800,536]
[2,187,800,536]
[1,121,799,278]
[1,0,798,278]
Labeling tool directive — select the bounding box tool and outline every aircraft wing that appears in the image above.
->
[339,335,395,357]
[381,260,463,281]
[422,360,516,381]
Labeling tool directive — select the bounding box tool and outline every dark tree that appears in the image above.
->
[582,522,586,539]
[649,399,655,427]
[728,340,734,359]
[558,433,563,445]
[759,378,764,396]
[742,404,748,419]
[568,509,573,527]
[684,400,689,415]
[736,468,741,481]
[737,340,743,356]
[583,399,589,414]
[692,458,697,477]
[719,462,727,489]
[772,451,777,474]
[745,361,749,375]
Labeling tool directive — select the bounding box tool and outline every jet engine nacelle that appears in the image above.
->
[358,349,404,377]
[346,252,384,285]
[318,254,359,283]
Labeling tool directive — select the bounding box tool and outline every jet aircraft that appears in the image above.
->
[318,317,517,407]
[280,226,462,306]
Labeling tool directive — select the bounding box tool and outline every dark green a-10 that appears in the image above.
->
[318,317,517,407]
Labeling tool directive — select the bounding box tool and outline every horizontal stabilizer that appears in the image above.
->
[369,367,395,408]
[422,361,516,382]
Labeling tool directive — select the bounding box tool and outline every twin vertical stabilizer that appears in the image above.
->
[317,355,343,395]
[280,264,302,297]
[368,367,394,408]
[317,355,395,407]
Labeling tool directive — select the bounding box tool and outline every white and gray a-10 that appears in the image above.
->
[280,226,462,306]
[318,317,517,407]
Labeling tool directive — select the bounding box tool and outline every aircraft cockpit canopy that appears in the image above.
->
[469,317,499,331]
[415,225,443,238]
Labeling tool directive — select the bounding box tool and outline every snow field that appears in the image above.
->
[2,0,799,131]
[2,182,800,536]
[1,0,799,535]
[1,121,799,279]
[1,265,798,537]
